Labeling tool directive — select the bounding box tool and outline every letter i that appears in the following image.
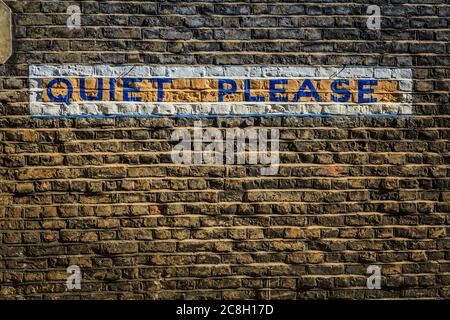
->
[109,78,116,101]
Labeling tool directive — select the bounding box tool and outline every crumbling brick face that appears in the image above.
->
[0,0,449,300]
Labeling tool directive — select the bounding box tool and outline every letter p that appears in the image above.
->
[218,79,237,102]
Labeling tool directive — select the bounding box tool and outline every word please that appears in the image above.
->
[42,77,398,105]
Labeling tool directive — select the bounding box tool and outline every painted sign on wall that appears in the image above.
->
[30,65,412,117]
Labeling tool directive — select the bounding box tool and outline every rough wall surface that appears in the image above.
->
[0,0,449,300]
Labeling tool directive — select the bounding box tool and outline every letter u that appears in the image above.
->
[80,78,103,101]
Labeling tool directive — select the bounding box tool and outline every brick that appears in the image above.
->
[101,242,138,254]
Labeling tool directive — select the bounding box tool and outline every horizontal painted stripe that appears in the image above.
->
[29,65,413,79]
[32,114,412,119]
[39,78,401,104]
[30,102,413,117]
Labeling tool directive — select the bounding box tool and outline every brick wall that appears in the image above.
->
[0,0,449,300]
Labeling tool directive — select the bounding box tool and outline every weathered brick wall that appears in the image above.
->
[0,0,449,300]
